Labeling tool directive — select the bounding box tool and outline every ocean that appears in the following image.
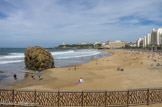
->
[0,48,110,87]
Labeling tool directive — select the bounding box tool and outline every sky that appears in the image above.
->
[0,0,162,48]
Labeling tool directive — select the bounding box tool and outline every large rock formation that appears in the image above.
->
[24,46,54,70]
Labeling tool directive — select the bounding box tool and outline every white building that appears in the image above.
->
[94,42,101,45]
[108,41,126,49]
[151,27,162,46]
[158,28,162,45]
[143,36,147,48]
[143,33,151,48]
[136,38,144,47]
[146,33,151,46]
[136,27,162,49]
[127,42,136,47]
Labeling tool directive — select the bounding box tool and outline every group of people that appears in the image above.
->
[13,71,42,82]
[31,71,42,80]
[117,67,124,72]
[68,65,77,71]
[13,64,83,85]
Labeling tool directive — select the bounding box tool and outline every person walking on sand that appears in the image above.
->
[13,74,17,81]
[74,65,77,71]
[38,72,41,80]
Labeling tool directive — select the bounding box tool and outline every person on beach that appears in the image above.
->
[117,67,124,72]
[79,77,83,83]
[156,63,160,66]
[74,65,77,71]
[13,74,17,81]
[75,77,83,84]
[31,73,34,80]
[38,72,41,80]
[117,67,120,71]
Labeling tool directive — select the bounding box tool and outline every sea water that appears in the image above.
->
[0,48,110,87]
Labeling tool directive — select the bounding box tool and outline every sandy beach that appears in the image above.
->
[3,49,162,106]
[5,49,162,90]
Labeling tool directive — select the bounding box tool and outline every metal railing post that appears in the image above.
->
[12,89,14,107]
[105,90,107,107]
[82,90,83,107]
[147,89,149,105]
[58,90,60,107]
[127,90,129,107]
[35,90,36,107]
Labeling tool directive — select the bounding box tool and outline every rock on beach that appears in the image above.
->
[24,46,54,71]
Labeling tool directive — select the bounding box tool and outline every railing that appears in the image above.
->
[1,87,162,107]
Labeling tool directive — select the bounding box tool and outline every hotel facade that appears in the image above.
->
[108,41,126,49]
[136,38,144,47]
[137,27,162,48]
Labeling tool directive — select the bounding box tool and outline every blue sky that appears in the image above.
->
[0,0,162,48]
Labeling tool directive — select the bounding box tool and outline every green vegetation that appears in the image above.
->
[57,44,94,49]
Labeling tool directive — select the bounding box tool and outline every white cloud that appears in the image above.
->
[0,0,162,47]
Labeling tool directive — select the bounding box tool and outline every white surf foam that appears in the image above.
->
[51,50,74,55]
[54,51,101,59]
[0,53,24,59]
[0,49,102,63]
[0,60,24,64]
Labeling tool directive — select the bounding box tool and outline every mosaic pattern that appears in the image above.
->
[83,91,105,106]
[129,89,148,105]
[36,91,58,106]
[106,91,127,106]
[1,88,162,106]
[0,89,13,105]
[59,91,82,106]
[149,89,162,103]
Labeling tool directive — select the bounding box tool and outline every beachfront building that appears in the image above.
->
[94,42,109,49]
[94,42,101,45]
[136,27,162,50]
[143,36,147,48]
[136,38,144,48]
[94,42,102,48]
[146,33,151,46]
[101,42,106,46]
[151,28,158,46]
[151,27,162,46]
[77,43,90,45]
[101,42,109,48]
[108,41,126,49]
[127,42,136,47]
[143,34,151,48]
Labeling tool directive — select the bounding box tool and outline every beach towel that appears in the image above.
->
[75,81,81,85]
